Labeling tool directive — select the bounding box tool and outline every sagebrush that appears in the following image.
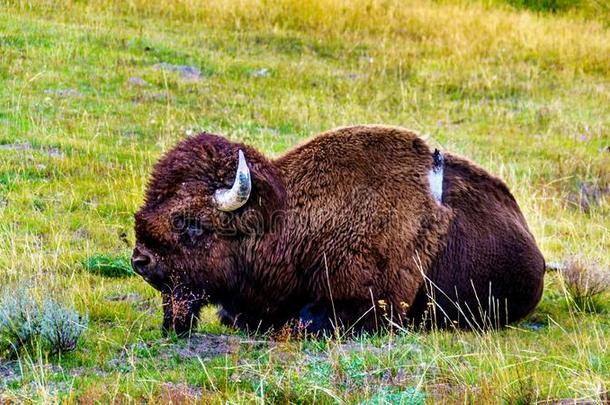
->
[0,288,88,358]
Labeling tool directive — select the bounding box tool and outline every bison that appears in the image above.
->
[132,125,545,336]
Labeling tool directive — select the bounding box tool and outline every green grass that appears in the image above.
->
[0,0,608,403]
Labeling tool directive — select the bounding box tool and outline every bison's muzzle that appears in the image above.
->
[131,247,154,275]
[131,246,167,291]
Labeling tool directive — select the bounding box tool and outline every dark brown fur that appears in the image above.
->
[133,125,545,336]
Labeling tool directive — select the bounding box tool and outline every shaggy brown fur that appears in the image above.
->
[133,125,545,336]
[410,153,545,329]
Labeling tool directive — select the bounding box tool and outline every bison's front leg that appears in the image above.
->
[299,303,334,334]
[161,287,206,337]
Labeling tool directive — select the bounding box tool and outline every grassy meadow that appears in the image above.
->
[0,0,609,402]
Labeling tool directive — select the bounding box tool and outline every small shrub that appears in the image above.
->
[83,254,134,278]
[0,288,40,355]
[40,299,88,354]
[561,258,610,313]
[0,288,88,358]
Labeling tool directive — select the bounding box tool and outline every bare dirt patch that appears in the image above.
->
[43,89,82,98]
[0,142,64,159]
[153,63,204,81]
[105,293,142,302]
[171,333,245,360]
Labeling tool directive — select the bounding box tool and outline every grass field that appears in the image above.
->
[0,0,609,403]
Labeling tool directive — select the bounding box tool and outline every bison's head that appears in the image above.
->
[132,133,286,336]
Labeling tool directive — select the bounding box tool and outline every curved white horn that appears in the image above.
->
[214,149,251,212]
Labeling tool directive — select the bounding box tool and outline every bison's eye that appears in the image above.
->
[172,215,210,244]
[172,216,187,232]
[186,222,205,239]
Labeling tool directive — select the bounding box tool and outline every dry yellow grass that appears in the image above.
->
[8,0,610,74]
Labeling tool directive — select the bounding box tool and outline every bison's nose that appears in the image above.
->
[131,248,155,276]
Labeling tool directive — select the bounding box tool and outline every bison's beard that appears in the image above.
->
[161,287,207,337]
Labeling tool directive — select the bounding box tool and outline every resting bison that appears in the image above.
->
[132,125,545,336]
